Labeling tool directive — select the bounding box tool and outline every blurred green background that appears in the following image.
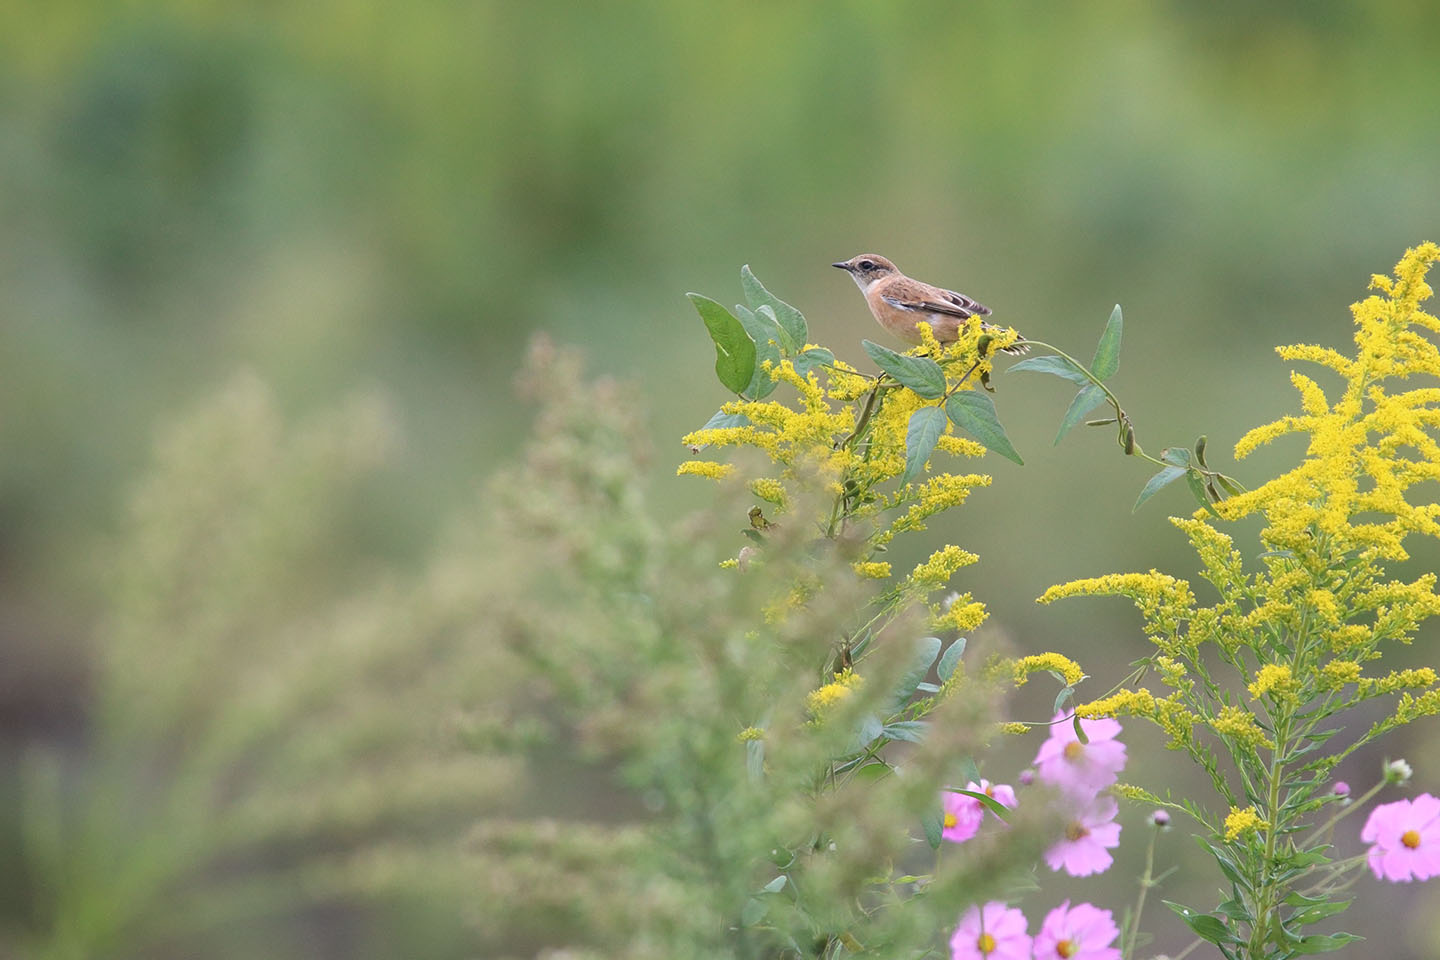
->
[4,1,1440,955]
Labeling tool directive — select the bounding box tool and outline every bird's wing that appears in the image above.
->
[880,278,992,319]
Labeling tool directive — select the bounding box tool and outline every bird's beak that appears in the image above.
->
[831,261,852,271]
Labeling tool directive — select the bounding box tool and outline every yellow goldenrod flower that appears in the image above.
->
[999,721,1029,735]
[677,460,734,479]
[1247,663,1297,703]
[908,545,979,589]
[1211,705,1274,751]
[1320,659,1363,689]
[737,726,764,742]
[852,561,892,579]
[1011,652,1086,687]
[806,669,864,715]
[1224,806,1269,841]
[750,477,787,504]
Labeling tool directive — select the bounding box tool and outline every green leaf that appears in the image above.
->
[1216,473,1245,496]
[1163,902,1233,945]
[1161,446,1193,467]
[1072,711,1089,744]
[888,635,943,711]
[741,265,808,352]
[733,303,781,400]
[1194,434,1209,468]
[853,761,893,782]
[741,897,768,927]
[850,714,885,753]
[1133,465,1187,512]
[945,786,1012,820]
[1293,933,1361,954]
[1092,304,1123,381]
[936,638,967,681]
[1289,899,1351,925]
[882,720,928,743]
[1055,383,1107,444]
[958,756,982,784]
[946,392,1024,465]
[760,875,788,894]
[1008,354,1091,385]
[1185,468,1222,518]
[1053,685,1075,715]
[920,805,944,849]
[863,340,946,398]
[901,406,947,486]
[793,346,834,380]
[689,294,756,395]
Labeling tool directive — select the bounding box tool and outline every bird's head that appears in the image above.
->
[832,254,899,290]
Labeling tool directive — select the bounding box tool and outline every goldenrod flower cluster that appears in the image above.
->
[1045,245,1440,869]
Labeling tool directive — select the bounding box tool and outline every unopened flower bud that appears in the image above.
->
[1018,768,1035,786]
[1332,781,1350,798]
[1385,758,1413,784]
[1150,810,1171,829]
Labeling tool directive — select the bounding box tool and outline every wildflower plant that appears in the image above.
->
[1040,243,1440,958]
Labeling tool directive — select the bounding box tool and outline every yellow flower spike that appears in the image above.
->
[677,460,735,479]
[1211,705,1274,751]
[1011,653,1086,687]
[999,722,1029,735]
[1224,806,1269,842]
[851,561,892,580]
[1077,688,1157,719]
[907,544,979,589]
[1319,660,1363,689]
[1247,664,1298,703]
[931,595,987,633]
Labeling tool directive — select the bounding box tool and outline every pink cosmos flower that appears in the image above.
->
[1045,795,1121,877]
[1033,900,1121,960]
[941,779,1017,844]
[950,901,1031,960]
[1361,793,1440,882]
[1034,712,1126,798]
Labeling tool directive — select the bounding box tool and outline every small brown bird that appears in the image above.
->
[832,254,1027,353]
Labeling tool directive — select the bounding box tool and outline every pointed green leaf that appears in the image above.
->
[1161,446,1193,467]
[945,786,1012,820]
[733,303,781,400]
[1134,465,1187,512]
[1053,685,1075,715]
[689,294,756,395]
[1092,304,1123,381]
[1055,384,1107,444]
[1072,711,1088,744]
[1163,902,1233,945]
[741,897,768,927]
[1185,468,1222,518]
[741,265,807,352]
[1293,933,1361,953]
[936,637,967,681]
[958,756,981,784]
[1216,473,1246,496]
[793,346,834,381]
[1008,354,1092,385]
[888,635,943,711]
[901,406,947,486]
[863,340,946,398]
[882,720,929,743]
[946,391,1024,465]
[760,875,788,895]
[921,805,944,849]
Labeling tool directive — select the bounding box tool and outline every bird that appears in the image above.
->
[832,254,1027,354]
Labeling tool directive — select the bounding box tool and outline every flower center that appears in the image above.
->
[1063,741,1084,761]
[985,784,996,796]
[944,812,958,829]
[1065,821,1090,842]
[977,932,996,954]
[1057,939,1076,958]
[1403,829,1422,849]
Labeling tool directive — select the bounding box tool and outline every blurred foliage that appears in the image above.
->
[3,1,1440,956]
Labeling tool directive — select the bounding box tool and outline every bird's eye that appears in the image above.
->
[859,260,875,270]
